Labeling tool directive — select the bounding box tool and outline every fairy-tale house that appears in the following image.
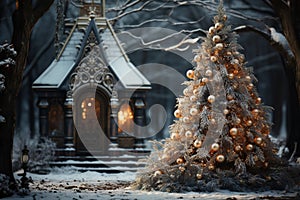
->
[32,0,151,160]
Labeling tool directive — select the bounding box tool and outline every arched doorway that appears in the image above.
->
[73,86,111,155]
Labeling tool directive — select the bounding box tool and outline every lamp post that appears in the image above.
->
[20,145,29,189]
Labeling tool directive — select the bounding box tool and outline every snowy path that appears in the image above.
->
[3,168,298,200]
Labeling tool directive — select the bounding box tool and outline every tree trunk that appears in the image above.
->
[0,0,54,183]
[270,0,300,156]
[270,0,300,104]
[0,90,16,180]
[0,2,33,182]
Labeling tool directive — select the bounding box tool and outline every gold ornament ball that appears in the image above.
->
[223,109,229,115]
[246,120,253,126]
[183,116,190,123]
[254,137,263,145]
[171,132,179,140]
[186,70,194,79]
[190,95,197,102]
[246,144,254,151]
[208,95,216,103]
[215,22,223,30]
[239,54,245,62]
[227,94,233,101]
[211,143,220,151]
[246,75,251,81]
[193,89,199,95]
[174,109,182,118]
[252,109,259,116]
[179,166,186,172]
[256,97,262,104]
[216,154,225,163]
[233,69,239,75]
[210,118,216,124]
[202,77,209,83]
[216,43,224,50]
[212,35,221,43]
[236,118,241,124]
[154,170,162,176]
[210,56,217,62]
[205,69,213,77]
[177,158,184,164]
[248,83,254,90]
[208,164,215,170]
[194,55,201,62]
[228,73,234,79]
[230,127,238,136]
[233,59,239,65]
[223,15,228,21]
[196,173,202,179]
[208,26,215,34]
[183,88,189,96]
[226,51,232,56]
[185,131,193,138]
[234,145,242,152]
[190,108,198,116]
[193,140,202,148]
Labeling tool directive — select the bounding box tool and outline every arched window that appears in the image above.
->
[118,103,134,134]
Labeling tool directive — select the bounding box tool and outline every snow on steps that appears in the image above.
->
[50,148,151,173]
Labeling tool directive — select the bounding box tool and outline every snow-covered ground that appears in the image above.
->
[3,167,299,200]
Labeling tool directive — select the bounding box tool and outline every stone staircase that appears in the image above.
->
[50,146,151,173]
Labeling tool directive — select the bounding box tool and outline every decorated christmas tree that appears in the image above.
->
[132,1,287,192]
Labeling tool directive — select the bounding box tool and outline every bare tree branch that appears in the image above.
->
[109,1,153,22]
[114,16,206,29]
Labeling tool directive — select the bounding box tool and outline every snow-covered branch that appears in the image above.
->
[234,25,295,66]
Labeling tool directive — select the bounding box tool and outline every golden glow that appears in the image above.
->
[81,97,98,120]
[118,104,134,133]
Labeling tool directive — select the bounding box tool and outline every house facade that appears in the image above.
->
[32,0,151,158]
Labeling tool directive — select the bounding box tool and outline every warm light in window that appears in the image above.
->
[118,106,133,125]
[118,104,133,133]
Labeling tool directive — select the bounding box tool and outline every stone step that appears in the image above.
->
[54,155,147,162]
[49,160,146,173]
[51,145,151,172]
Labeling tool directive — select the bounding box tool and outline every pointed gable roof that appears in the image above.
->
[75,17,108,66]
[33,14,151,91]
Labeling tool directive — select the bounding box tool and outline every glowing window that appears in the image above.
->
[118,104,133,134]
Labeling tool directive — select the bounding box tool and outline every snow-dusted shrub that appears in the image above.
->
[0,174,13,198]
[13,135,56,173]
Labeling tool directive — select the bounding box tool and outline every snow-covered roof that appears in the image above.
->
[33,17,151,91]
